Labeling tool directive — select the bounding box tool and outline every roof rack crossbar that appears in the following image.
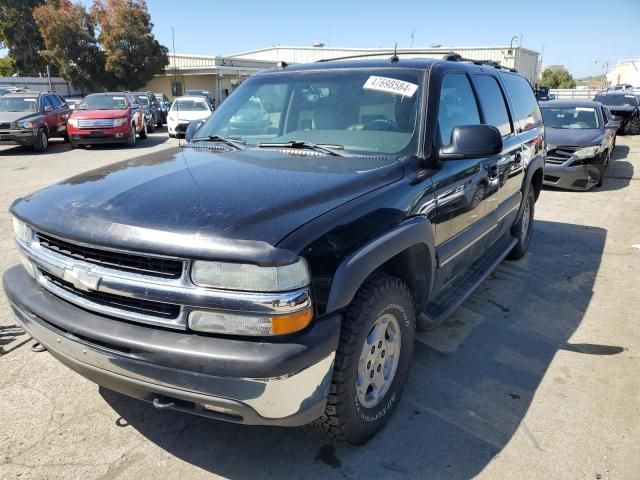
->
[445,53,517,72]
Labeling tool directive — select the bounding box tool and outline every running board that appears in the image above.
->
[417,236,518,331]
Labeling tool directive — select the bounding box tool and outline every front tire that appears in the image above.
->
[138,121,147,139]
[126,125,136,146]
[507,188,535,260]
[312,273,415,445]
[624,116,640,135]
[32,128,48,153]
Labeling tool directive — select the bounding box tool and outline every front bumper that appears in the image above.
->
[4,265,339,426]
[0,128,38,146]
[68,123,132,144]
[543,159,606,191]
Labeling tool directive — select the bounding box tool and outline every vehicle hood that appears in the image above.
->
[70,109,129,119]
[172,110,211,122]
[545,127,603,149]
[0,111,36,123]
[11,146,403,264]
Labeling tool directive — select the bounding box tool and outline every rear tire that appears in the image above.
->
[507,188,535,260]
[311,273,415,445]
[148,120,155,133]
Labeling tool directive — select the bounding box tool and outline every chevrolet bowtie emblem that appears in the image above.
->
[62,265,101,292]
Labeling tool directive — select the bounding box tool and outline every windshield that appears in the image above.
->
[135,95,150,105]
[0,96,38,112]
[193,68,423,155]
[595,95,638,107]
[78,94,127,110]
[542,107,600,129]
[171,99,209,111]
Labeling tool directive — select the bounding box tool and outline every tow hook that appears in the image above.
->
[152,396,176,410]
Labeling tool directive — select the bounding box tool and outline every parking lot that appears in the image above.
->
[0,134,638,479]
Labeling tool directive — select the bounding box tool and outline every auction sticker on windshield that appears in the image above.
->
[363,76,418,97]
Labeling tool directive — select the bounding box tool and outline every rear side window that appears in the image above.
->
[438,73,481,144]
[501,73,542,132]
[41,96,55,111]
[473,75,512,136]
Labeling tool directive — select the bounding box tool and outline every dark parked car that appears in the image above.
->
[541,100,618,190]
[593,92,640,134]
[0,91,70,152]
[185,89,215,108]
[4,57,544,445]
[131,92,163,131]
[154,92,170,123]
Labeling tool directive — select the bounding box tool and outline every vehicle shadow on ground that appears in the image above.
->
[0,130,170,157]
[597,145,634,192]
[102,219,617,479]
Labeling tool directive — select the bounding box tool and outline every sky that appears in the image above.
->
[4,0,639,78]
[142,0,639,78]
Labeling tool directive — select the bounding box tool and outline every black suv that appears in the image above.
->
[594,92,640,135]
[4,57,544,444]
[131,91,163,131]
[0,91,71,152]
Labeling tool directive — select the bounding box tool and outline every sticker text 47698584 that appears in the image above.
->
[363,76,419,98]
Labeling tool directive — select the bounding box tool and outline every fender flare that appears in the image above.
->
[325,216,436,314]
[516,154,544,221]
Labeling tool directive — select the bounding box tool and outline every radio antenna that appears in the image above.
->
[390,43,399,63]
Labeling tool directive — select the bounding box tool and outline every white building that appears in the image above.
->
[145,45,540,99]
[230,45,540,85]
[607,59,640,87]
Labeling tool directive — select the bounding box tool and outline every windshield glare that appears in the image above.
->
[171,99,209,111]
[194,69,423,155]
[79,95,127,110]
[0,96,37,112]
[595,95,638,107]
[136,95,150,105]
[542,107,600,129]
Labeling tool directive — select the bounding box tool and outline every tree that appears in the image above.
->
[91,0,168,90]
[0,55,15,76]
[0,0,49,76]
[539,68,576,89]
[33,0,110,92]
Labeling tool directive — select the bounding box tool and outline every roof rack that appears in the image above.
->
[444,53,517,72]
[314,50,518,72]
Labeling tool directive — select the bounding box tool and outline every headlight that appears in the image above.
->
[68,118,79,127]
[17,120,35,129]
[191,259,310,292]
[574,146,599,159]
[12,216,32,244]
[113,117,127,126]
[188,309,312,336]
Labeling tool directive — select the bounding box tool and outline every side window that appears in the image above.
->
[41,96,55,111]
[56,95,66,108]
[601,106,610,123]
[438,73,481,145]
[500,73,542,132]
[473,75,513,136]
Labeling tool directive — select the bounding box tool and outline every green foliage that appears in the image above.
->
[0,0,50,75]
[92,0,169,90]
[0,55,15,76]
[539,68,577,89]
[34,0,110,91]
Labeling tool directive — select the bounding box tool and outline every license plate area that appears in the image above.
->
[90,130,103,137]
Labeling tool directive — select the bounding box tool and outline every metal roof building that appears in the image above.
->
[229,45,541,84]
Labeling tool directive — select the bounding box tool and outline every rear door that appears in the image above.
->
[40,95,59,134]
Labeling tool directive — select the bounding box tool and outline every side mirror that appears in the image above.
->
[185,119,204,142]
[43,105,53,113]
[439,125,503,160]
[606,120,621,129]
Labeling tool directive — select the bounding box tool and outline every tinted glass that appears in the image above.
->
[438,73,481,144]
[473,75,512,136]
[41,96,55,110]
[196,69,423,155]
[48,95,61,108]
[135,95,150,105]
[594,94,638,107]
[78,94,127,110]
[541,106,600,129]
[501,73,542,131]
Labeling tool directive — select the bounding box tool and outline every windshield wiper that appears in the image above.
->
[257,140,348,156]
[191,135,245,150]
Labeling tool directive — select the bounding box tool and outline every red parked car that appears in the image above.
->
[67,92,146,148]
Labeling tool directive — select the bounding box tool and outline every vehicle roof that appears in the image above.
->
[2,92,39,98]
[539,99,601,108]
[172,95,208,101]
[595,91,638,97]
[85,92,130,96]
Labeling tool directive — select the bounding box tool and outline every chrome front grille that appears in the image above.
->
[37,232,183,279]
[546,146,578,165]
[77,118,117,128]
